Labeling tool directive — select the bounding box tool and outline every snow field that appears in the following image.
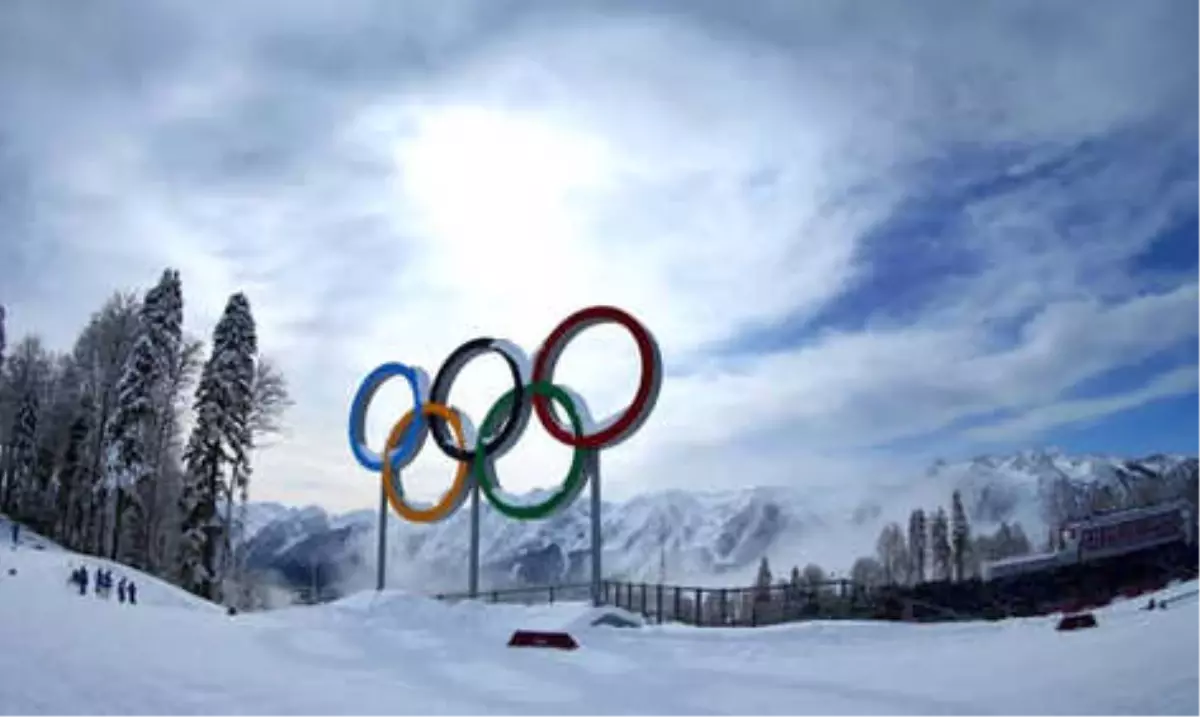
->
[0,539,1196,715]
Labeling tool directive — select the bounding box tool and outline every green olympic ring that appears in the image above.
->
[472,381,591,521]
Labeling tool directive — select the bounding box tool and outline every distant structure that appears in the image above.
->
[982,499,1195,582]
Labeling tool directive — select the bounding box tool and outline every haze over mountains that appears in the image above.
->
[238,449,1198,601]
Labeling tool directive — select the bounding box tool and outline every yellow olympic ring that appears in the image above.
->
[380,403,470,523]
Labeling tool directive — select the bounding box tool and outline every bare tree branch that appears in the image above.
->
[249,356,292,447]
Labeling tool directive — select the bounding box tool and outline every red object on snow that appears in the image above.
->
[1056,612,1098,631]
[507,630,579,650]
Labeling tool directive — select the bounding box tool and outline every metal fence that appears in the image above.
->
[429,542,1199,625]
[601,579,885,626]
[434,579,882,627]
[434,582,595,606]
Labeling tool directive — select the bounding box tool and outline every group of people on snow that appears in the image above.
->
[69,565,137,605]
[4,521,141,606]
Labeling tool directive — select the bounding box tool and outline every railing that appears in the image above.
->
[434,578,881,627]
[429,541,1198,625]
[601,579,882,627]
[434,582,594,606]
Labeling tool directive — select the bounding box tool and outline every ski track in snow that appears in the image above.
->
[0,532,1196,715]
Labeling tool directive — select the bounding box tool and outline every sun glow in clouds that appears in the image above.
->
[352,103,656,500]
[394,105,616,283]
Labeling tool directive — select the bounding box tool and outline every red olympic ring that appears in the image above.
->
[531,305,663,450]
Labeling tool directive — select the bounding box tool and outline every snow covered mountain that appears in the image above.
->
[241,485,830,597]
[241,449,1198,598]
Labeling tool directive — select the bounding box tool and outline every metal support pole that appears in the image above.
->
[376,477,388,591]
[589,450,602,607]
[468,478,480,598]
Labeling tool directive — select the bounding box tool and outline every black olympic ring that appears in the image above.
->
[426,338,532,464]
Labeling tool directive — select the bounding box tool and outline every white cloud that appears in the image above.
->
[0,0,1194,513]
[963,366,1199,443]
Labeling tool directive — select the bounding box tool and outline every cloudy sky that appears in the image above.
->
[1,0,1196,514]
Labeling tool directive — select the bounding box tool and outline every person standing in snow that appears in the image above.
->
[78,567,89,596]
[10,523,18,547]
[118,578,126,603]
[127,580,137,605]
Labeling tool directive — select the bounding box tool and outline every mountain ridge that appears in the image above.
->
[239,449,1198,600]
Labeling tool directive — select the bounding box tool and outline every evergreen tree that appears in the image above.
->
[145,270,183,377]
[9,388,39,518]
[225,295,258,495]
[1,337,53,518]
[181,293,258,601]
[908,508,928,584]
[788,565,803,602]
[180,426,219,597]
[218,294,258,588]
[754,556,773,602]
[139,269,186,572]
[151,336,203,579]
[0,336,89,538]
[950,490,971,581]
[107,330,156,566]
[0,304,6,370]
[110,269,191,573]
[930,507,952,581]
[57,402,91,547]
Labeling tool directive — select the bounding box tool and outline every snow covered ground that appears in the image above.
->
[0,531,1196,715]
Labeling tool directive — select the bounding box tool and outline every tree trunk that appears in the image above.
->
[94,488,108,556]
[110,489,123,559]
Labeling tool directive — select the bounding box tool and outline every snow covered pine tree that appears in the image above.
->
[8,388,39,519]
[180,293,257,602]
[57,403,91,548]
[930,507,952,582]
[107,270,184,570]
[106,328,156,566]
[908,508,928,584]
[139,270,185,573]
[951,490,972,582]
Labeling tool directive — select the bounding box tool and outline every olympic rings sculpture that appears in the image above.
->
[347,306,663,524]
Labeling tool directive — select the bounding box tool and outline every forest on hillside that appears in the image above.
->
[763,467,1198,600]
[0,269,291,608]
